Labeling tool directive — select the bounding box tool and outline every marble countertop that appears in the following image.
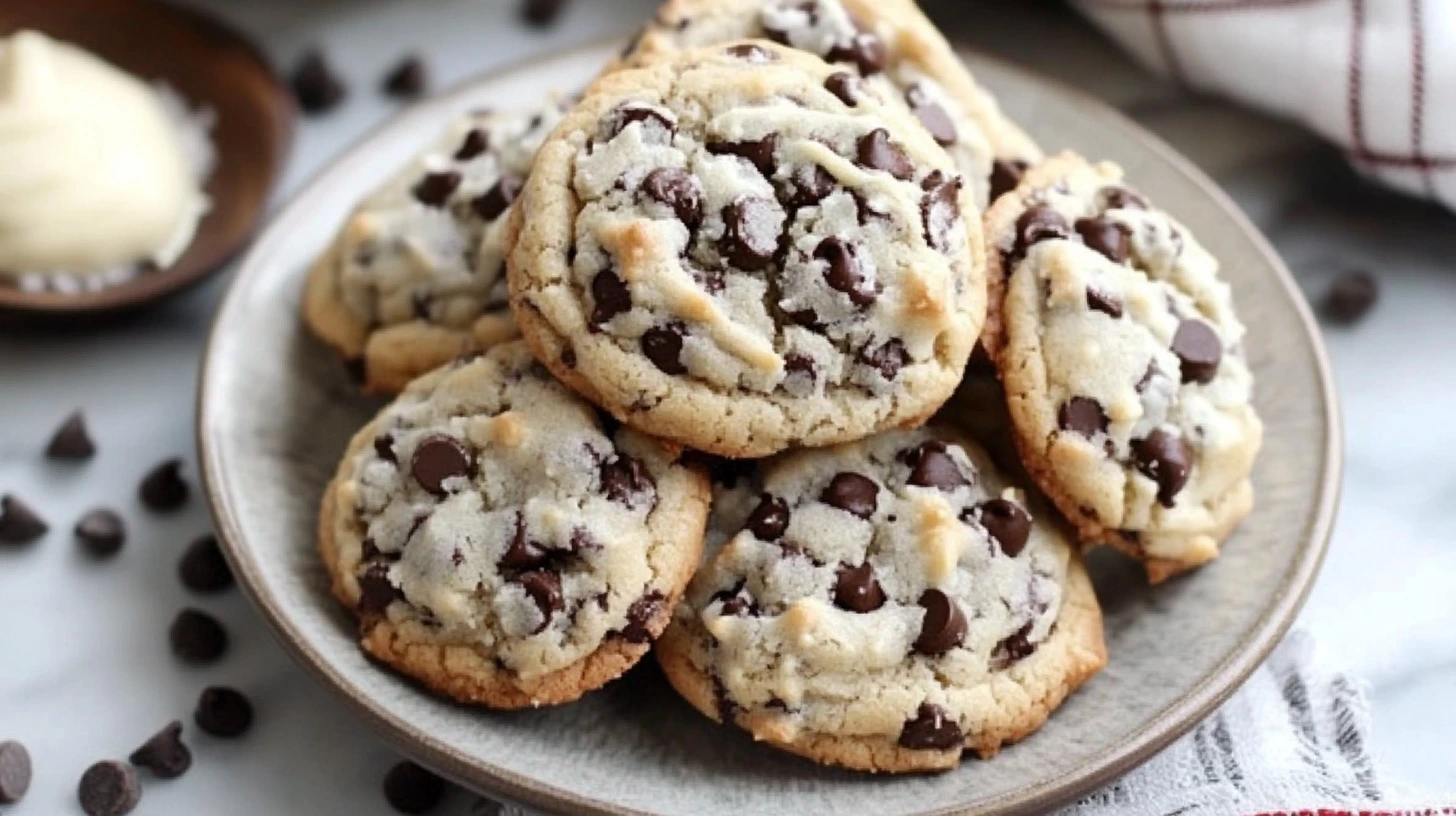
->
[1,1,1452,813]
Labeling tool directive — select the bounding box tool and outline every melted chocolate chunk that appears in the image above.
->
[855,129,914,180]
[1058,397,1109,438]
[975,499,1031,557]
[640,167,703,229]
[1075,216,1130,263]
[1101,186,1147,211]
[904,441,969,491]
[824,71,864,105]
[920,172,962,252]
[1170,319,1222,384]
[905,84,956,145]
[718,196,781,271]
[820,472,878,519]
[641,323,687,375]
[707,135,777,178]
[620,591,665,643]
[858,339,909,381]
[608,102,676,138]
[590,268,632,326]
[989,158,1030,201]
[356,562,401,614]
[412,171,461,207]
[715,584,758,618]
[816,237,876,307]
[599,454,656,509]
[779,164,835,210]
[993,622,1037,665]
[913,588,966,655]
[898,703,963,750]
[1086,287,1124,318]
[827,31,888,74]
[518,570,563,633]
[373,433,397,462]
[409,434,472,496]
[472,174,522,221]
[746,494,790,540]
[454,128,488,160]
[1132,429,1193,507]
[500,515,548,570]
[833,562,885,612]
[1011,206,1071,263]
[724,42,776,62]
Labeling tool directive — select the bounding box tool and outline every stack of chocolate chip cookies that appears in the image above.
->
[304,0,1261,775]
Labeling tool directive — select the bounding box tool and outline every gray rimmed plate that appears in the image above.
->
[197,43,1340,816]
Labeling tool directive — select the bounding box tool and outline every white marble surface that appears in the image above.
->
[0,1,1452,813]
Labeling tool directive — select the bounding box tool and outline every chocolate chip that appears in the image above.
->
[194,686,253,738]
[641,323,687,374]
[783,352,817,382]
[989,158,1029,201]
[139,458,188,511]
[856,129,914,180]
[1101,186,1147,211]
[1075,216,1130,263]
[412,171,462,208]
[0,495,48,545]
[1322,271,1378,324]
[920,172,962,252]
[410,435,472,496]
[1136,361,1160,394]
[824,71,864,105]
[724,42,776,62]
[599,454,656,509]
[976,499,1031,557]
[833,563,885,612]
[75,509,125,557]
[898,703,963,750]
[746,494,790,540]
[179,535,234,593]
[383,761,447,814]
[1058,397,1108,438]
[1012,206,1071,262]
[904,441,969,491]
[608,102,675,138]
[779,164,835,210]
[1170,319,1222,384]
[382,55,427,99]
[0,740,31,804]
[471,174,522,221]
[707,135,777,178]
[291,49,346,114]
[374,433,398,462]
[994,622,1036,665]
[46,410,95,459]
[78,760,140,816]
[561,348,578,368]
[590,268,632,326]
[820,473,878,519]
[454,129,488,161]
[128,722,191,780]
[518,570,563,632]
[827,31,888,74]
[500,515,547,570]
[716,586,758,618]
[713,678,738,724]
[914,588,966,655]
[905,84,956,145]
[641,167,703,228]
[620,591,665,643]
[1086,287,1124,318]
[787,307,823,331]
[858,338,909,381]
[718,196,780,271]
[1132,429,1193,507]
[357,562,400,614]
[816,237,876,307]
[169,608,228,664]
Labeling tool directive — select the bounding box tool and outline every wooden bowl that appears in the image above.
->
[0,0,294,315]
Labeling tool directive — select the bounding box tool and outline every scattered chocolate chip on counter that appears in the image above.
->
[78,760,141,816]
[519,0,567,28]
[129,721,192,779]
[292,48,347,114]
[383,55,428,99]
[0,494,48,545]
[1321,270,1378,325]
[45,410,96,460]
[195,686,253,738]
[139,458,189,511]
[169,609,229,664]
[75,508,126,557]
[383,761,448,814]
[179,534,235,593]
[0,740,32,804]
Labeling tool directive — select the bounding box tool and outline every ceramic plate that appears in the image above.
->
[198,43,1340,816]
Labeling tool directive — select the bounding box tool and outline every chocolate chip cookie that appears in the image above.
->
[655,424,1106,772]
[304,102,564,394]
[984,153,1263,582]
[318,342,710,706]
[617,0,1042,207]
[507,42,985,458]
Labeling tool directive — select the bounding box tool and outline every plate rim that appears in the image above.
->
[196,40,1342,816]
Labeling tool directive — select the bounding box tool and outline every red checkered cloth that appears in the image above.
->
[1073,0,1456,210]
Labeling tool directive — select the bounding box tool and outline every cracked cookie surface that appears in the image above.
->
[304,103,564,394]
[318,342,710,707]
[617,0,1043,207]
[508,42,984,458]
[985,153,1263,582]
[655,423,1106,772]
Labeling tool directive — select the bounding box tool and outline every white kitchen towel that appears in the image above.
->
[466,632,1449,816]
[1072,0,1456,213]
